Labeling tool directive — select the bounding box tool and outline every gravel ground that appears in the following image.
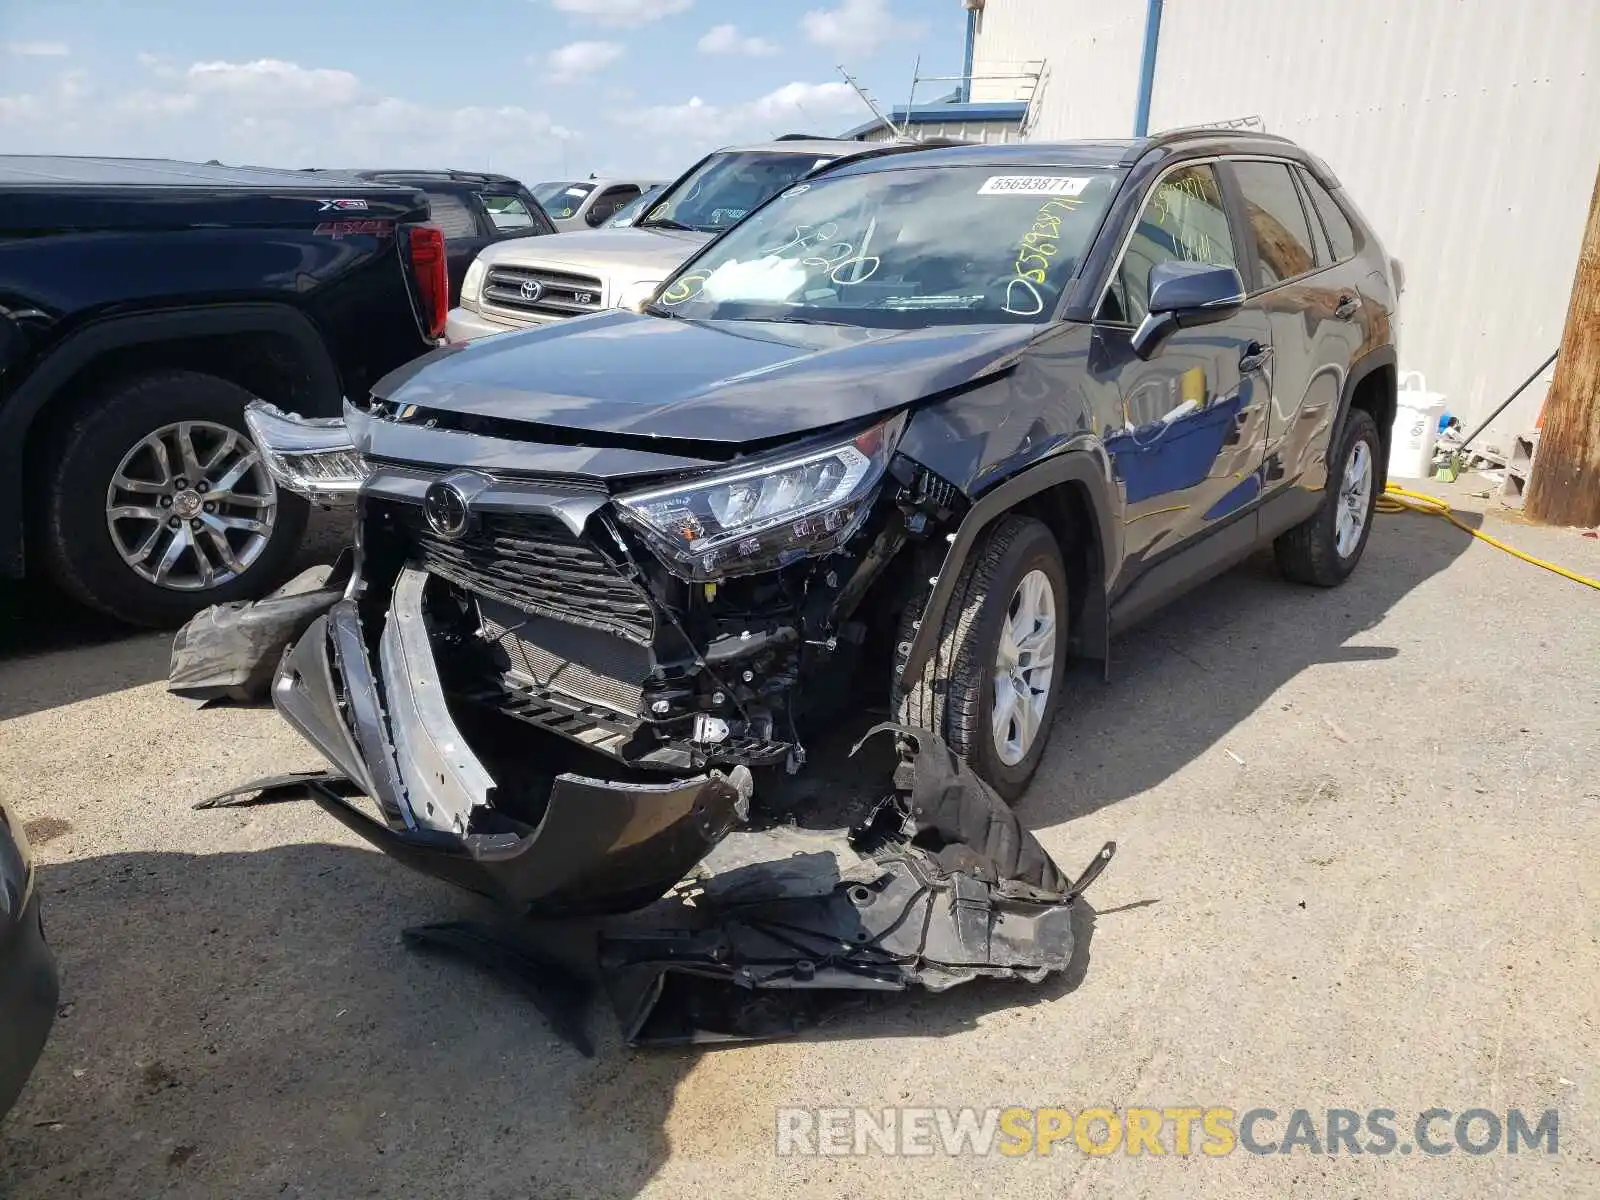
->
[1,488,1598,1199]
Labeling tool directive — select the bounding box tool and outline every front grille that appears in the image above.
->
[483,264,604,320]
[391,505,656,645]
[478,603,649,717]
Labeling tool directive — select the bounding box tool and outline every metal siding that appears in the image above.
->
[1149,0,1600,434]
[982,0,1600,434]
[969,2,1146,137]
[861,120,1022,144]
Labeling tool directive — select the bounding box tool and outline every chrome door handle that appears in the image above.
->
[1239,343,1273,373]
[1334,294,1362,320]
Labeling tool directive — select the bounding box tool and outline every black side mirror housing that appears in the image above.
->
[1130,261,1247,359]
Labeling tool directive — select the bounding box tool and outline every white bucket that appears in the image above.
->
[1389,370,1446,479]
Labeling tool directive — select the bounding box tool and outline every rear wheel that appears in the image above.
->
[1274,407,1381,586]
[893,515,1069,802]
[39,369,309,627]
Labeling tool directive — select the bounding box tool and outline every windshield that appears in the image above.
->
[607,185,664,228]
[650,165,1124,326]
[533,181,594,219]
[638,151,835,234]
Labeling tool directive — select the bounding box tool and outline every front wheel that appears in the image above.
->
[39,370,309,627]
[893,515,1069,803]
[1274,407,1381,587]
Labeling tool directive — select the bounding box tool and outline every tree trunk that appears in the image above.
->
[1526,163,1600,526]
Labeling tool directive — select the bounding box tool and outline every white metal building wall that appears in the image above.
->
[967,2,1147,139]
[860,119,1023,144]
[971,0,1600,434]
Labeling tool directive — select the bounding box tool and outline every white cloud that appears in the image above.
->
[7,41,70,57]
[623,80,861,141]
[800,0,924,55]
[543,40,624,82]
[697,24,779,57]
[0,59,576,184]
[187,59,362,108]
[549,0,691,27]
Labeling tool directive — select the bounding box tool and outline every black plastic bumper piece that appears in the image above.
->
[271,595,750,913]
[0,890,58,1118]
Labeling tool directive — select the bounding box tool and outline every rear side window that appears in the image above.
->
[1298,168,1357,262]
[1100,163,1238,326]
[423,191,480,240]
[1230,160,1318,289]
[480,193,550,234]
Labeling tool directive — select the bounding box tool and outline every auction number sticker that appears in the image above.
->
[978,175,1092,197]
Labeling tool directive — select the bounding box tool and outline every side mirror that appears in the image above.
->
[1130,261,1246,359]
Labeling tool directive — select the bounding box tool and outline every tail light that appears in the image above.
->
[408,225,448,340]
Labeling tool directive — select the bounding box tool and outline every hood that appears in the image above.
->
[477,226,711,297]
[374,310,1038,447]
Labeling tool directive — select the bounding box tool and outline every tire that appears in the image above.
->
[892,515,1069,803]
[1273,407,1381,587]
[39,369,309,627]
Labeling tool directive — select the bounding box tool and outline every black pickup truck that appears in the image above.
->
[0,156,445,626]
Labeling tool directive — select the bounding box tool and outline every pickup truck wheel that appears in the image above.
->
[893,515,1069,803]
[1274,407,1381,587]
[39,370,309,627]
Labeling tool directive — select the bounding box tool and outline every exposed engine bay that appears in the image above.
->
[347,431,966,779]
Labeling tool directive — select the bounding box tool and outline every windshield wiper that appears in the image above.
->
[765,315,855,327]
[641,302,686,319]
[639,217,696,232]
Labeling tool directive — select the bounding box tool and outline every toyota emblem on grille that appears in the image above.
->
[423,480,470,539]
[519,279,544,302]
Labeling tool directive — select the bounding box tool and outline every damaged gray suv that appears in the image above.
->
[249,132,1398,910]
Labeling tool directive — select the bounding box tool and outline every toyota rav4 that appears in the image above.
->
[250,131,1398,909]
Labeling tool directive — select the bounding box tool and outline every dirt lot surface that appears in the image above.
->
[2,487,1598,1199]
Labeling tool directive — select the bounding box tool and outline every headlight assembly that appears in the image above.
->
[243,400,370,505]
[460,257,488,309]
[615,415,902,581]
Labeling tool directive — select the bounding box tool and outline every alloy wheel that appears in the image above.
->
[1335,439,1374,559]
[991,568,1058,767]
[104,420,278,591]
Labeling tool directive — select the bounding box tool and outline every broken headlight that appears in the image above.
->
[243,401,370,505]
[615,415,902,581]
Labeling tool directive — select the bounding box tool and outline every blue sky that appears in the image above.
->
[0,0,961,183]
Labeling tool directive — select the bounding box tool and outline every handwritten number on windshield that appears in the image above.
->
[1003,195,1082,315]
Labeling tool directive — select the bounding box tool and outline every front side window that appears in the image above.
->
[637,152,838,234]
[587,185,642,226]
[423,192,480,240]
[607,186,663,227]
[652,165,1122,327]
[1231,160,1318,288]
[1100,163,1238,325]
[533,181,594,219]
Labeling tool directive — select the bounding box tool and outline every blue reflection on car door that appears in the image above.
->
[1092,311,1274,572]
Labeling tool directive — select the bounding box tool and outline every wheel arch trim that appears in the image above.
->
[897,447,1120,693]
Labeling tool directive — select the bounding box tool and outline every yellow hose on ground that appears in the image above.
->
[1377,484,1600,591]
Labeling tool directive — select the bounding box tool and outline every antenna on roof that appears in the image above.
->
[837,65,902,139]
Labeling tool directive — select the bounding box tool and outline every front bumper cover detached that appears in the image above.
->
[253,566,1116,1045]
[271,567,750,912]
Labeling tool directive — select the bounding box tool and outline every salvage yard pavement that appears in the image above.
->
[2,487,1598,1199]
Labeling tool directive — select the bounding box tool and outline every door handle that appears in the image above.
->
[1239,342,1273,373]
[1334,294,1363,320]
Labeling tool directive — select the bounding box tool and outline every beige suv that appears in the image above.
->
[446,139,924,341]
